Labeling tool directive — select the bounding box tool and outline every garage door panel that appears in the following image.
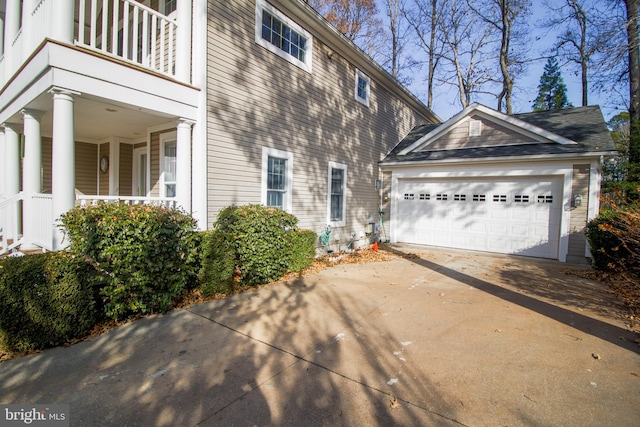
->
[396,178,561,259]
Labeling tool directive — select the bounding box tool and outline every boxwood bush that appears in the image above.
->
[0,252,98,353]
[60,203,198,321]
[198,205,317,295]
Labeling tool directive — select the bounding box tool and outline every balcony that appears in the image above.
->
[0,0,191,86]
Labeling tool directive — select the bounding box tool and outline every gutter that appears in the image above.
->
[379,150,619,169]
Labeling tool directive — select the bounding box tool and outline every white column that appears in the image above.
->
[175,0,192,82]
[50,88,77,250]
[176,119,193,213]
[51,0,74,44]
[21,109,44,250]
[3,123,21,242]
[4,0,21,50]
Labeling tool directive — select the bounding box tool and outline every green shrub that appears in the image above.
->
[586,207,630,271]
[199,205,317,292]
[0,252,98,353]
[198,230,236,297]
[60,203,197,321]
[285,229,317,273]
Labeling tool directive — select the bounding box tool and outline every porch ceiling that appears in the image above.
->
[17,93,175,142]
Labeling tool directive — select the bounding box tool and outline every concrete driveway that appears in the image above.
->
[1,245,639,426]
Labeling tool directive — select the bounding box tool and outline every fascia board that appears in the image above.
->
[379,150,617,170]
[398,103,578,156]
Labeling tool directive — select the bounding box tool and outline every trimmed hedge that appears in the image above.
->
[60,203,197,321]
[198,205,317,295]
[0,252,98,353]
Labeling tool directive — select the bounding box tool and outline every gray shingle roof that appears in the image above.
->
[382,105,616,165]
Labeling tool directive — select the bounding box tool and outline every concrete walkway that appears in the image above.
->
[1,245,639,426]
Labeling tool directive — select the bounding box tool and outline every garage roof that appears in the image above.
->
[381,104,617,165]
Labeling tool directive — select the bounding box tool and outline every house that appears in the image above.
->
[0,1,614,263]
[379,103,617,262]
[0,0,438,256]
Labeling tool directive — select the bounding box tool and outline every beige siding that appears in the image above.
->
[423,115,536,151]
[75,142,98,195]
[150,132,161,197]
[206,0,433,234]
[119,143,133,196]
[568,164,590,257]
[99,143,109,195]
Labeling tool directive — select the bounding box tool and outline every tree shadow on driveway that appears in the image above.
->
[386,246,640,354]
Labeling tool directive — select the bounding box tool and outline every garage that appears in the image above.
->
[379,103,617,262]
[395,177,562,258]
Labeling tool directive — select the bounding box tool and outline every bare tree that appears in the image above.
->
[308,0,384,58]
[379,0,416,83]
[544,0,607,106]
[436,0,497,108]
[624,0,640,167]
[403,0,444,108]
[468,0,531,114]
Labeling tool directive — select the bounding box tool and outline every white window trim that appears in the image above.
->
[255,0,313,73]
[327,161,347,227]
[355,69,370,107]
[160,131,177,198]
[261,147,294,212]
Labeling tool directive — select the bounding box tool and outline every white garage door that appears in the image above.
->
[396,178,562,259]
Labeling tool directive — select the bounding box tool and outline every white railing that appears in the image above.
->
[31,194,54,252]
[76,195,178,209]
[0,192,24,255]
[76,0,177,77]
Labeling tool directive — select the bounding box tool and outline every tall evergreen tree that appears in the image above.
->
[532,57,573,111]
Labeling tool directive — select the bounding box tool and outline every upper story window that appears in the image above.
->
[161,0,177,16]
[355,69,370,107]
[255,0,313,73]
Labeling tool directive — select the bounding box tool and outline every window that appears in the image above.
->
[493,194,507,203]
[327,162,347,227]
[472,194,486,202]
[436,194,448,201]
[454,194,466,201]
[256,0,313,72]
[262,147,293,211]
[537,195,554,204]
[419,193,431,200]
[403,193,415,200]
[160,133,177,198]
[355,69,370,107]
[162,0,177,15]
[469,119,482,136]
[514,195,530,203]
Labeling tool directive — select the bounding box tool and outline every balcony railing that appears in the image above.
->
[0,193,24,255]
[76,0,178,77]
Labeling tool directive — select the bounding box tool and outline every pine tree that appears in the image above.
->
[532,57,573,111]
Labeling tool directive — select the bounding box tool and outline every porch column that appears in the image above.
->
[21,109,44,250]
[50,0,74,44]
[176,119,193,213]
[0,9,5,57]
[3,123,21,242]
[50,88,77,250]
[176,0,192,82]
[4,0,21,71]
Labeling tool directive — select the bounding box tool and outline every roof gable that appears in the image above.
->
[382,104,617,166]
[399,103,576,156]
